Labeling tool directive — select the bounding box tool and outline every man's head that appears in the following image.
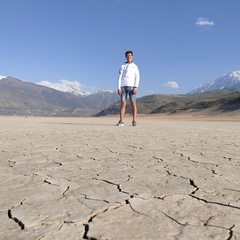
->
[125,50,133,63]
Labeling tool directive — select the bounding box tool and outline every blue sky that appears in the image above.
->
[1,0,240,96]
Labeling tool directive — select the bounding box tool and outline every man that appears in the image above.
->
[117,50,140,126]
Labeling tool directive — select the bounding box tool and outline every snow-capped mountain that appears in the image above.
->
[61,87,91,96]
[36,80,92,96]
[0,75,7,80]
[36,80,115,97]
[60,88,115,97]
[188,71,240,94]
[0,76,119,116]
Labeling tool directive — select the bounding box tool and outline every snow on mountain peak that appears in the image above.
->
[0,75,7,80]
[37,80,92,96]
[221,71,240,79]
[66,88,91,96]
[229,71,240,79]
[188,70,240,94]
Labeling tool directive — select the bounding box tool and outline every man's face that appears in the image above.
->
[125,53,133,63]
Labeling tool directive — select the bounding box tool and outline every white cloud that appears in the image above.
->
[195,17,214,27]
[37,79,82,92]
[162,81,179,89]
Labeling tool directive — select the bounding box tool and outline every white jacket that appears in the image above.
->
[117,62,140,89]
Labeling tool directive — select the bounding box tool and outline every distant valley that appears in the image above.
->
[0,71,240,117]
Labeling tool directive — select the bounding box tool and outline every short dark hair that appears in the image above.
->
[125,50,133,56]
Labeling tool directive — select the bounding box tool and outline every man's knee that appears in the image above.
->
[121,102,126,107]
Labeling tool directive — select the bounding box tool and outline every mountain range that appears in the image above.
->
[188,71,240,94]
[0,71,240,116]
[0,76,119,116]
[97,70,240,116]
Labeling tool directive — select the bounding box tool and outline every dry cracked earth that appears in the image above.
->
[0,116,240,239]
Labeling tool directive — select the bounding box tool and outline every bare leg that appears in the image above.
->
[120,101,126,121]
[131,102,137,121]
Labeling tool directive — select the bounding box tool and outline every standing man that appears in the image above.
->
[117,50,140,126]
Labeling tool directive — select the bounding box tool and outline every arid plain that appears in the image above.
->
[0,114,240,240]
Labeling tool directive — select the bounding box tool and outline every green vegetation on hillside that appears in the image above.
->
[96,90,240,116]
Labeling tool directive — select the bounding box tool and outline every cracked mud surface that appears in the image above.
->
[0,116,240,239]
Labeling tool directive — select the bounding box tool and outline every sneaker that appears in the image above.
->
[132,120,137,126]
[117,120,124,126]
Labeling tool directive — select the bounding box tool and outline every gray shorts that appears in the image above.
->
[120,86,136,103]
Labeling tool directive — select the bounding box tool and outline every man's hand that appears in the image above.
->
[132,87,137,95]
[118,89,122,95]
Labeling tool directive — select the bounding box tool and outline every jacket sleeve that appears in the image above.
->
[134,65,140,88]
[117,65,123,90]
